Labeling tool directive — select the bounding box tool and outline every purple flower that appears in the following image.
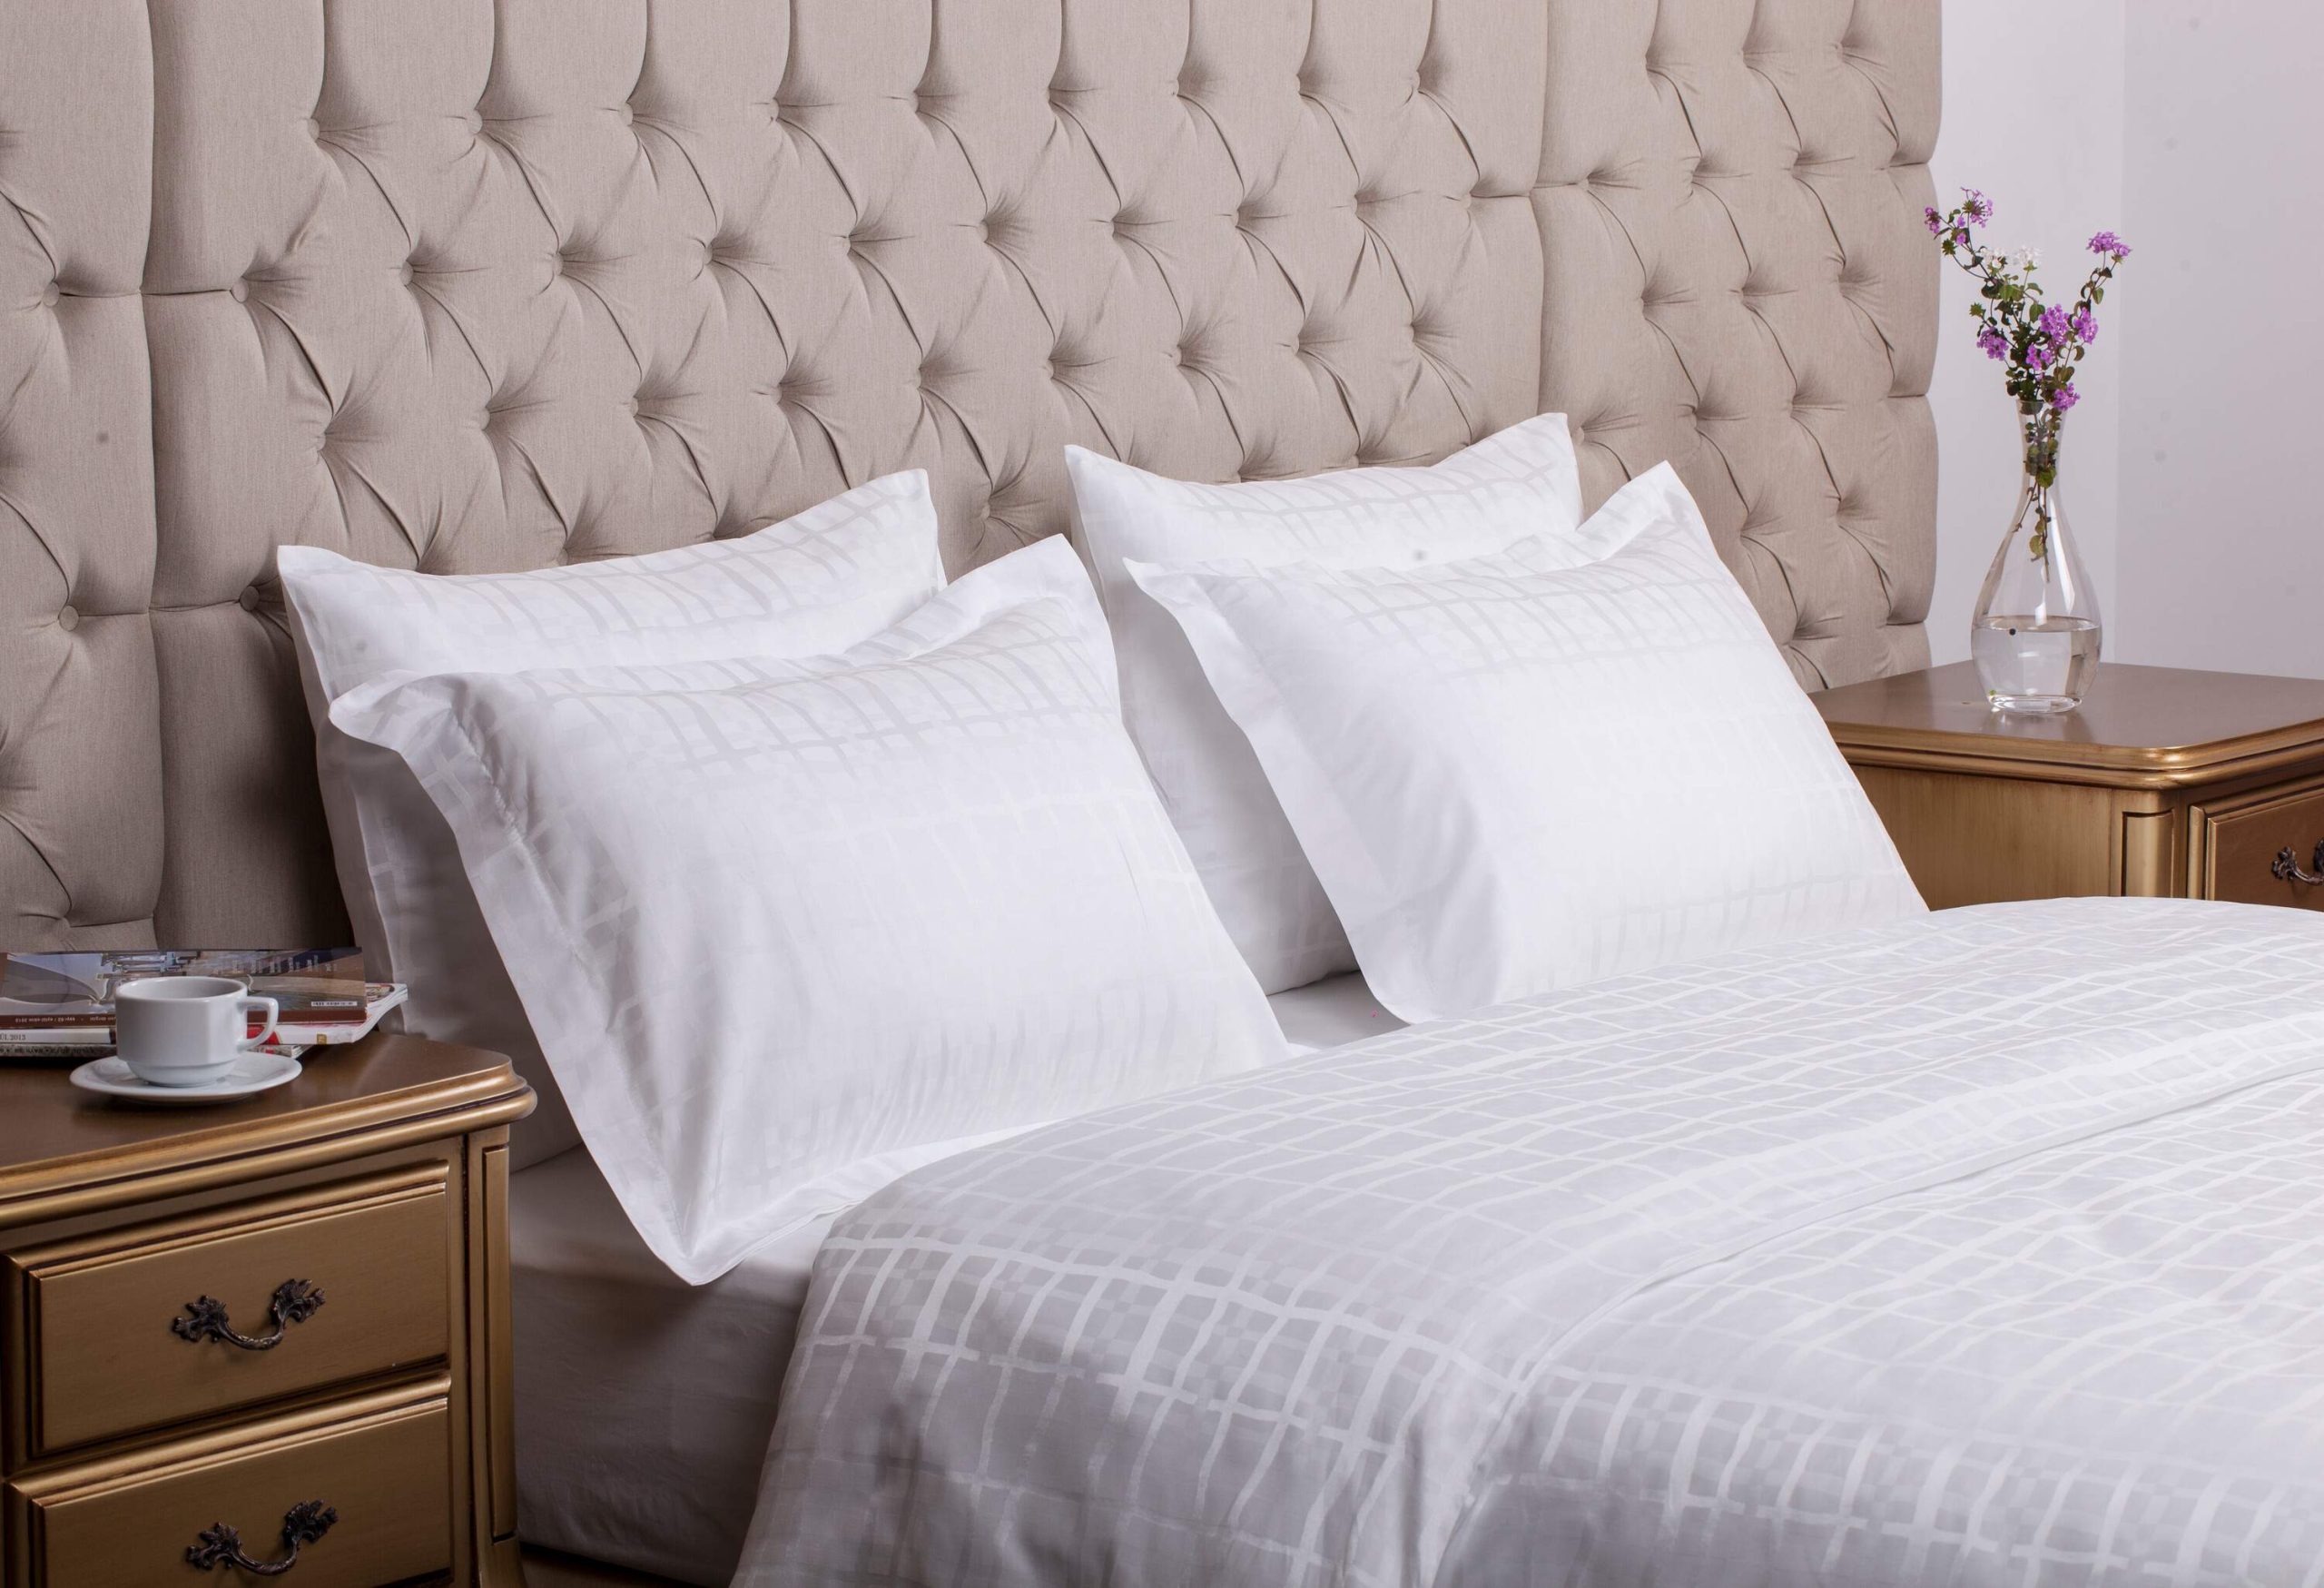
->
[1925,206,1944,236]
[1962,188,1993,223]
[2087,230,2130,261]
[1976,326,2008,360]
[2071,307,2097,343]
[2036,304,2070,344]
[2026,340,2053,371]
[2050,382,2081,412]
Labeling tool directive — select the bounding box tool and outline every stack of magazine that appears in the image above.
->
[0,948,406,1060]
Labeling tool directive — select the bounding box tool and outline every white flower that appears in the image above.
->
[2012,247,2043,271]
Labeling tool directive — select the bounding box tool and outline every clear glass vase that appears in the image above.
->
[1971,469,2102,713]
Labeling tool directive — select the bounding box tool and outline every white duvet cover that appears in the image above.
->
[740,898,2324,1587]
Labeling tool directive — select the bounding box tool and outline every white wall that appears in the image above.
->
[1930,0,2324,679]
[2116,3,2324,677]
[1930,0,2123,666]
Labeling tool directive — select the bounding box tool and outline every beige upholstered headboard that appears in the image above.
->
[0,0,1936,952]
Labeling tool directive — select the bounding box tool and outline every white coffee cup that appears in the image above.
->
[113,976,280,1087]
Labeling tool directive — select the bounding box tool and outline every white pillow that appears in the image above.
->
[279,471,947,1168]
[1127,464,1926,1022]
[1066,415,1584,994]
[328,538,1284,1284]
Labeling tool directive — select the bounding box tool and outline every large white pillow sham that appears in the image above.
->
[279,471,946,1168]
[328,537,1285,1284]
[1065,415,1583,995]
[1127,464,1927,1022]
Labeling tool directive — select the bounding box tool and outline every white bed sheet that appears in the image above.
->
[511,1147,823,1582]
[1263,970,1404,1055]
[511,974,1401,1582]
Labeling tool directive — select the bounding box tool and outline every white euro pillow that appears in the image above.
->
[279,470,947,1168]
[1065,415,1583,994]
[328,537,1285,1284]
[1127,464,1926,1022]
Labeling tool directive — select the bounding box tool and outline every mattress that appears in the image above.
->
[511,973,1405,1582]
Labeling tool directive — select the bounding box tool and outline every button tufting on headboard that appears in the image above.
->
[0,0,1935,951]
[1540,0,1937,695]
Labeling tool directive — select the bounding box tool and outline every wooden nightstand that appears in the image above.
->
[1814,661,2324,910]
[0,1034,532,1586]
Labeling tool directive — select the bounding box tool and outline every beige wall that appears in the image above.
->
[1933,0,2324,681]
[2117,2,2324,678]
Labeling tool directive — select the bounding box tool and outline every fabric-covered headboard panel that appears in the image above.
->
[0,0,1936,951]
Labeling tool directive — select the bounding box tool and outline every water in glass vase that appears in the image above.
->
[1971,614,2101,713]
[1971,469,2102,713]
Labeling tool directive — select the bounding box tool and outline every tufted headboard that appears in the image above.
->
[0,0,1935,952]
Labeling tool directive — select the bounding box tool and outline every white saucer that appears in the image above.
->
[70,1051,303,1106]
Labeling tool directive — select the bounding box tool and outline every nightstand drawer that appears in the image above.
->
[10,1386,450,1587]
[6,1163,452,1455]
[2196,779,2324,911]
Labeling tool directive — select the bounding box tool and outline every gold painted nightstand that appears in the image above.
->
[0,1033,532,1586]
[1814,661,2324,911]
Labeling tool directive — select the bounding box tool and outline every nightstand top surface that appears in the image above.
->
[0,1032,527,1208]
[1815,662,2324,783]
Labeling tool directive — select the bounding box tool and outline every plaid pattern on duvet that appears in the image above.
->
[742,899,2324,1587]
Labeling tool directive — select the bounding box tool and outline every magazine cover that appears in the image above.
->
[0,948,370,1047]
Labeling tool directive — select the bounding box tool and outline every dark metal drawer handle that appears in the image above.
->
[187,1500,337,1574]
[171,1278,325,1350]
[2272,843,2324,887]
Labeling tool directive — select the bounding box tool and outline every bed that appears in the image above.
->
[518,901,2324,1585]
[50,4,2308,1586]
